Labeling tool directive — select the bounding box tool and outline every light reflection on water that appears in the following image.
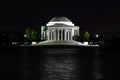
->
[22,47,103,80]
[93,48,103,80]
[42,53,79,80]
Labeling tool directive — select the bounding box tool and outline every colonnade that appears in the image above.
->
[47,29,73,41]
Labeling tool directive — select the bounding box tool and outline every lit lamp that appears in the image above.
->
[83,42,89,45]
[96,34,99,38]
[32,42,37,45]
[24,34,27,37]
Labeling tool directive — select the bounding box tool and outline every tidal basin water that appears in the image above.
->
[0,46,105,80]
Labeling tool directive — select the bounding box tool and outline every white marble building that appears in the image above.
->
[35,17,99,46]
[46,17,79,41]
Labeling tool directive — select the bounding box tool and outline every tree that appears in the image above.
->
[25,28,39,42]
[82,31,90,41]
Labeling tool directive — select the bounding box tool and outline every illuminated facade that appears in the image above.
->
[46,17,79,41]
[37,17,99,46]
[41,26,47,40]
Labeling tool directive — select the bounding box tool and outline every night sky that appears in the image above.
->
[0,1,120,34]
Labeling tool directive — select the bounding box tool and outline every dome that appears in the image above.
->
[47,17,74,26]
[50,17,72,22]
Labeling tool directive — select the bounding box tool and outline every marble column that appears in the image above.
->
[69,30,71,40]
[64,30,66,40]
[47,30,50,40]
[68,30,69,40]
[57,29,59,40]
[49,31,50,40]
[49,30,51,40]
[70,29,72,40]
[54,29,56,40]
[52,30,54,40]
[61,29,63,40]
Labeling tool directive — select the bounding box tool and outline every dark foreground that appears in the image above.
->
[0,46,119,80]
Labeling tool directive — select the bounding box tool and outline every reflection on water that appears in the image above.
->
[0,47,103,80]
[22,47,103,80]
[93,48,103,80]
[42,49,79,80]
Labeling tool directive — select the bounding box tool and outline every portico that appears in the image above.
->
[46,17,79,41]
[47,28,73,41]
[37,17,99,46]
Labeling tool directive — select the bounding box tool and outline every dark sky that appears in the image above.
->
[0,1,120,34]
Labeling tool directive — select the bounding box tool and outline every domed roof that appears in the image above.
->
[50,17,72,22]
[47,17,75,26]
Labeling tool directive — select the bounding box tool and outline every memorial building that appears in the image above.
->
[46,17,79,41]
[37,17,90,46]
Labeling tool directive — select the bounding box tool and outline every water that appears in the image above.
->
[0,46,104,80]
[41,49,79,80]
